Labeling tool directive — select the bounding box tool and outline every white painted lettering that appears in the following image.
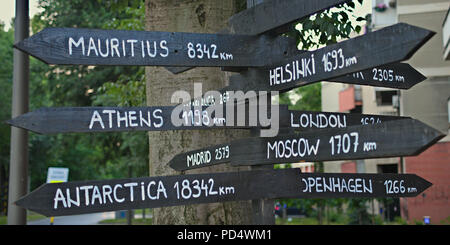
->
[102,109,116,128]
[113,184,125,203]
[54,188,67,209]
[68,37,85,56]
[124,182,138,202]
[87,37,99,56]
[89,110,105,129]
[79,185,93,206]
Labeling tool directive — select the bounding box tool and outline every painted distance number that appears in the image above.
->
[187,42,219,59]
[383,180,406,194]
[173,178,234,200]
[215,145,230,161]
[361,117,382,125]
[372,68,405,82]
[182,109,210,126]
[328,132,359,155]
[322,48,357,72]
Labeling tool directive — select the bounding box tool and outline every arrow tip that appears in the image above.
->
[12,31,51,64]
[14,185,53,217]
[424,179,433,191]
[7,113,45,134]
[13,40,25,52]
[398,23,436,60]
[14,196,25,208]
[411,119,446,155]
[168,155,184,172]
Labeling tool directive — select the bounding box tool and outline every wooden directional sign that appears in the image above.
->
[15,168,432,217]
[227,23,434,93]
[6,105,408,134]
[14,28,292,67]
[284,110,409,131]
[169,118,444,171]
[188,61,426,107]
[328,62,426,89]
[5,105,269,134]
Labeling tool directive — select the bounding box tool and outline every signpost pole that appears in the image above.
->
[247,0,275,225]
[7,0,29,225]
[250,129,276,225]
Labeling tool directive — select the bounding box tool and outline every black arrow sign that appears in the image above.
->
[15,169,432,217]
[284,110,410,131]
[6,105,408,134]
[169,119,444,171]
[328,62,426,89]
[188,62,426,107]
[13,27,292,67]
[227,23,434,93]
[5,105,269,134]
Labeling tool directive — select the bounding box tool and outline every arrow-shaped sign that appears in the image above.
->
[169,118,444,171]
[6,105,408,134]
[328,62,426,89]
[15,168,432,217]
[14,27,293,67]
[226,23,434,93]
[285,110,409,131]
[188,61,426,108]
[5,105,270,134]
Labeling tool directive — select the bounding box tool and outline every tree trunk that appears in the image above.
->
[145,0,253,225]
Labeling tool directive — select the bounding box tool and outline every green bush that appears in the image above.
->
[440,216,450,225]
[394,216,408,225]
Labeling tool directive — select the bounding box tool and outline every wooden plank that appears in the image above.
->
[328,63,426,89]
[6,105,409,134]
[5,105,268,134]
[228,0,352,35]
[13,28,293,67]
[227,23,435,93]
[283,110,410,131]
[14,169,432,217]
[168,119,444,171]
[189,62,426,107]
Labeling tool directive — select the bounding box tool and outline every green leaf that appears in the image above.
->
[347,2,355,9]
[340,12,349,22]
[356,17,366,22]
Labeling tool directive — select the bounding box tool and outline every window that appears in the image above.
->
[375,90,397,106]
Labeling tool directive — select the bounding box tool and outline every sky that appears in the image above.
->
[0,0,41,30]
[0,0,372,31]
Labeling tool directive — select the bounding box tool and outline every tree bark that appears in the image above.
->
[145,0,252,225]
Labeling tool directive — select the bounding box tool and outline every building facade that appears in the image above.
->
[321,0,450,224]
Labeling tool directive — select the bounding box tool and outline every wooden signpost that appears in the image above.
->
[187,61,427,111]
[14,27,299,68]
[327,62,426,89]
[226,23,434,93]
[169,119,444,171]
[9,0,441,225]
[6,105,409,134]
[284,110,409,131]
[15,168,431,217]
